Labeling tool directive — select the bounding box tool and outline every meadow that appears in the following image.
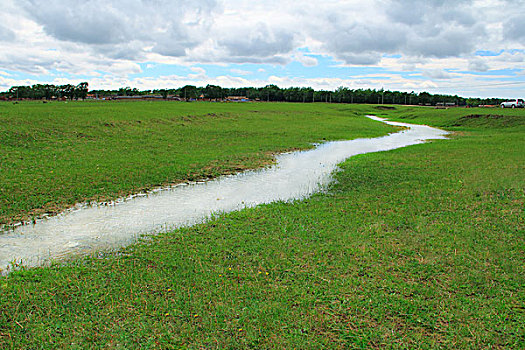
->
[0,101,392,228]
[0,101,523,349]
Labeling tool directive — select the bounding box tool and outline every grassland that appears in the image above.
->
[0,102,524,349]
[0,101,392,227]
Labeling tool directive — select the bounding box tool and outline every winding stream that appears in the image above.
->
[0,116,448,272]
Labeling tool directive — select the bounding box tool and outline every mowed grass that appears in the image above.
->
[0,101,392,227]
[0,104,524,348]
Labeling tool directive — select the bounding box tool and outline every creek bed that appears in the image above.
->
[0,116,448,273]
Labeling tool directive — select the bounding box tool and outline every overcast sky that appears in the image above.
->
[0,0,524,98]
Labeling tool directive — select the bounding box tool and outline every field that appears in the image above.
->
[0,101,392,228]
[0,102,524,348]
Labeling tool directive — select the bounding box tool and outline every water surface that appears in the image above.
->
[0,116,448,272]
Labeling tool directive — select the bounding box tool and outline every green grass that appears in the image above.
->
[0,101,392,227]
[0,103,524,348]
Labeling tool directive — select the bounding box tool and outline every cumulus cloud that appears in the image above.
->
[337,53,383,66]
[312,0,489,64]
[386,0,476,27]
[469,58,490,72]
[0,0,523,97]
[22,1,130,45]
[293,52,318,67]
[0,25,15,41]
[20,0,219,57]
[4,0,522,69]
[106,61,142,76]
[497,51,524,63]
[188,66,206,79]
[423,69,453,79]
[217,22,295,60]
[230,68,253,76]
[503,16,525,41]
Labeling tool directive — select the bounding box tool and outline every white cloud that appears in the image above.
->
[496,51,524,63]
[503,15,525,41]
[230,69,253,76]
[294,52,318,67]
[0,0,523,97]
[423,69,454,80]
[20,0,219,57]
[0,24,15,41]
[188,66,207,79]
[468,58,490,72]
[106,62,143,76]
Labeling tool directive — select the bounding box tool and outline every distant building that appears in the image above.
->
[226,96,250,102]
[111,95,165,101]
[436,102,457,109]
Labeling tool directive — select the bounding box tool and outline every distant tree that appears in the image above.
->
[75,82,89,100]
[245,87,259,100]
[181,85,197,100]
[117,87,130,96]
[59,84,75,100]
[418,91,432,105]
[0,82,505,105]
[9,86,29,99]
[158,89,169,99]
[203,84,223,99]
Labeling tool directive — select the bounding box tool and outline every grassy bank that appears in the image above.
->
[0,104,524,348]
[0,101,391,227]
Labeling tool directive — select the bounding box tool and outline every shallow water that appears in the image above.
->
[0,116,448,272]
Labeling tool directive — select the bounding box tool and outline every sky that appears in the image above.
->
[0,0,524,98]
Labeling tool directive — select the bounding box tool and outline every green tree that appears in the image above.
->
[181,85,197,100]
[203,84,223,99]
[75,82,89,100]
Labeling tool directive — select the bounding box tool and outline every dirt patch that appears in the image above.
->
[449,114,523,128]
[181,115,197,122]
[375,106,396,110]
[460,114,505,119]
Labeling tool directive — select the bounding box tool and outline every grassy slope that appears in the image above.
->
[0,101,391,227]
[0,105,524,349]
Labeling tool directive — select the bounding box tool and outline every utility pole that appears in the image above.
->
[381,91,384,104]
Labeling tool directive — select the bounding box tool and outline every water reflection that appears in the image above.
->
[0,116,448,272]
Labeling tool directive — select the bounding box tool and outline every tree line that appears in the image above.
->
[1,83,89,100]
[90,84,504,106]
[1,82,504,106]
